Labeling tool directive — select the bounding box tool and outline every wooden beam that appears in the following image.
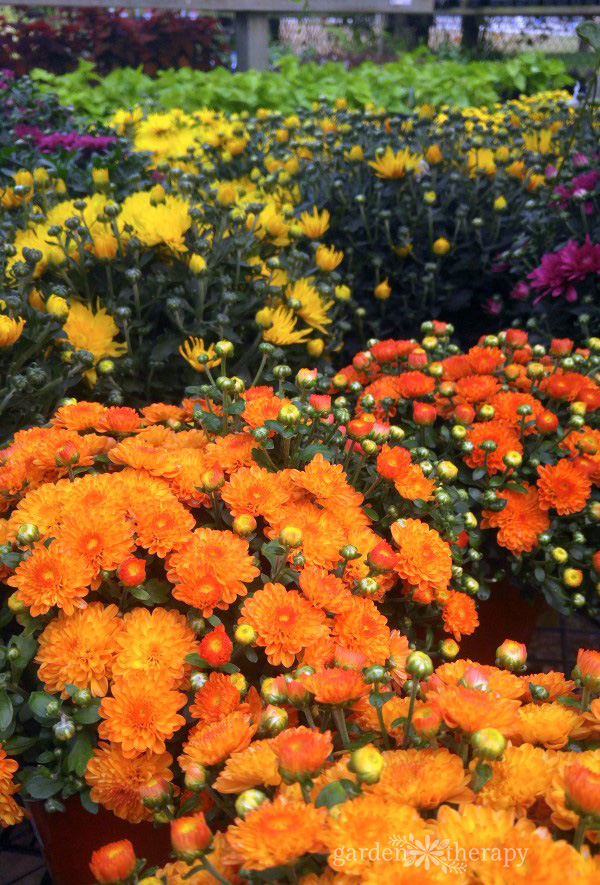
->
[235,11,270,72]
[7,0,434,10]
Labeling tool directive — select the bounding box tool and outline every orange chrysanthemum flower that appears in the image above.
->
[376,444,412,480]
[272,727,333,782]
[455,374,501,403]
[466,345,505,374]
[490,391,543,433]
[481,483,550,555]
[365,747,474,808]
[442,591,479,641]
[7,542,94,616]
[396,371,435,399]
[225,796,327,871]
[98,674,186,758]
[190,673,242,725]
[434,686,521,735]
[85,742,174,823]
[564,760,600,818]
[205,433,256,472]
[112,607,197,687]
[464,420,522,475]
[391,519,452,600]
[179,711,258,770]
[298,667,369,706]
[290,453,364,512]
[141,403,185,425]
[511,702,582,750]
[36,603,123,697]
[522,672,576,702]
[242,389,292,429]
[322,795,429,878]
[332,597,391,665]
[0,745,24,827]
[394,464,436,502]
[546,750,600,833]
[129,496,196,557]
[239,582,327,668]
[199,626,233,667]
[95,406,143,434]
[168,528,259,617]
[6,481,68,544]
[51,401,108,432]
[474,743,557,812]
[298,565,353,614]
[57,508,135,585]
[221,465,290,523]
[537,460,592,515]
[213,741,281,794]
[576,648,600,691]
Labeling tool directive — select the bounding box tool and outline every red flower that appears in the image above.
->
[199,625,232,668]
[117,557,146,587]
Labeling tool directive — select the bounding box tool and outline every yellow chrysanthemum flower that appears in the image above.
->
[368,146,420,179]
[286,279,332,335]
[298,207,330,239]
[179,337,221,372]
[0,316,25,347]
[260,306,311,346]
[64,300,127,385]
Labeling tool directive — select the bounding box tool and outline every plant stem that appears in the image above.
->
[573,816,587,852]
[333,708,351,750]
[401,679,419,750]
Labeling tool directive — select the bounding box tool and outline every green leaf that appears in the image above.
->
[0,689,13,732]
[28,691,59,723]
[80,790,99,814]
[185,653,209,669]
[67,733,94,777]
[315,779,354,809]
[368,691,395,710]
[72,702,101,725]
[25,774,64,800]
[471,762,493,793]
[577,21,600,53]
[3,736,37,755]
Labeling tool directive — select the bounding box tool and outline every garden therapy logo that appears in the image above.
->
[389,834,467,874]
[331,834,529,871]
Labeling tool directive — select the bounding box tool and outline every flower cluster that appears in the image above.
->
[79,644,600,885]
[336,323,600,618]
[0,84,597,439]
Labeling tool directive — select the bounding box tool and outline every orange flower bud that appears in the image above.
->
[412,402,436,425]
[496,639,527,672]
[201,465,225,492]
[412,704,442,739]
[232,514,257,537]
[55,440,80,467]
[564,761,600,820]
[170,813,212,861]
[574,649,600,693]
[89,839,136,884]
[367,540,397,572]
[117,556,146,587]
[272,725,333,783]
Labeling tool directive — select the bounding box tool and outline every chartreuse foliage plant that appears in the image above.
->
[0,339,598,880]
[29,52,571,118]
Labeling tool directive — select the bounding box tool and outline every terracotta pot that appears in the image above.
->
[457,581,545,664]
[28,798,171,885]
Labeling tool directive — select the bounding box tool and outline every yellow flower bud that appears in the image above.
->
[493,196,507,211]
[433,238,451,256]
[46,294,69,319]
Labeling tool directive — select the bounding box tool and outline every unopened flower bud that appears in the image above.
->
[232,514,257,537]
[471,727,507,760]
[184,763,208,792]
[348,744,384,784]
[235,789,269,818]
[406,651,434,680]
[496,639,527,672]
[279,526,303,548]
[234,624,257,645]
[170,813,212,862]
